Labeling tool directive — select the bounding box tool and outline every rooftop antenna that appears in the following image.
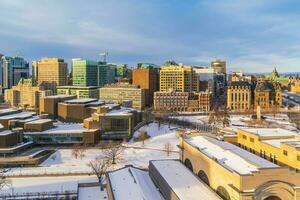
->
[99,52,108,62]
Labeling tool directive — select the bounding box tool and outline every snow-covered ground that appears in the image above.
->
[6,122,179,176]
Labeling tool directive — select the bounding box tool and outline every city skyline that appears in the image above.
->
[1,0,300,72]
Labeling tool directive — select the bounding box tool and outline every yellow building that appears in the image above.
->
[290,77,300,93]
[254,81,282,110]
[4,78,52,109]
[233,128,300,170]
[159,65,198,92]
[180,134,300,200]
[227,81,252,111]
[33,58,68,93]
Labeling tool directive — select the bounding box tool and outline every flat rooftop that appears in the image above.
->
[25,119,53,124]
[43,95,76,99]
[0,108,20,115]
[186,136,279,175]
[64,98,98,104]
[25,122,97,135]
[107,166,164,200]
[239,128,298,137]
[263,139,300,148]
[0,130,14,136]
[150,160,221,200]
[0,111,36,120]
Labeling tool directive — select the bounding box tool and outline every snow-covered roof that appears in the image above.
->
[25,122,97,135]
[239,128,298,137]
[107,166,164,200]
[186,136,279,175]
[64,98,97,104]
[263,139,300,148]
[25,119,52,124]
[0,111,36,120]
[150,160,221,200]
[0,130,14,136]
[105,107,135,116]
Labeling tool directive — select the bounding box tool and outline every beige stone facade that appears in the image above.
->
[4,78,52,109]
[34,58,68,93]
[227,81,252,111]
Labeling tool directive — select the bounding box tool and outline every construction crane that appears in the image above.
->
[99,52,108,63]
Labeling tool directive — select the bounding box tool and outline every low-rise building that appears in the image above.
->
[154,90,212,113]
[40,95,77,119]
[149,160,222,200]
[254,81,282,110]
[100,83,146,110]
[180,134,300,200]
[58,98,104,123]
[233,128,300,170]
[106,165,164,200]
[24,122,99,145]
[290,77,300,93]
[84,106,141,140]
[4,78,52,109]
[57,86,100,99]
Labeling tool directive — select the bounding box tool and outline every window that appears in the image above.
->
[297,155,300,161]
[242,135,247,140]
[250,138,254,143]
[283,150,288,156]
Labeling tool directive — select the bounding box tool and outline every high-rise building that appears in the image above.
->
[211,59,226,74]
[159,65,198,93]
[72,59,115,87]
[226,81,252,111]
[132,63,159,106]
[35,58,68,92]
[1,56,29,89]
[193,67,215,95]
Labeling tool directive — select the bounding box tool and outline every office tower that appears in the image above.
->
[193,67,215,95]
[226,81,252,111]
[132,63,159,106]
[72,59,115,87]
[159,64,198,93]
[211,59,226,74]
[35,58,68,92]
[1,56,29,89]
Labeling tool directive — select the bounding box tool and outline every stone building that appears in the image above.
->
[99,83,146,110]
[159,64,198,93]
[4,78,52,109]
[254,81,282,110]
[226,81,252,111]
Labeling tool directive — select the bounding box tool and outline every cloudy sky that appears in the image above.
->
[1,0,300,72]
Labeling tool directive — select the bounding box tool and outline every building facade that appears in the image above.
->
[57,86,100,99]
[290,77,300,93]
[180,134,300,200]
[132,65,159,106]
[34,58,68,92]
[211,59,226,74]
[100,83,146,110]
[254,81,282,110]
[1,56,29,89]
[72,58,115,87]
[227,81,252,111]
[4,78,52,109]
[159,65,198,93]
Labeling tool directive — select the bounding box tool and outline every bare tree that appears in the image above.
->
[72,144,86,160]
[135,130,150,145]
[208,105,231,128]
[0,168,10,190]
[102,142,124,165]
[88,158,111,190]
[164,142,173,156]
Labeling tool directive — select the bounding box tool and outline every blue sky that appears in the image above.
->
[1,0,300,72]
